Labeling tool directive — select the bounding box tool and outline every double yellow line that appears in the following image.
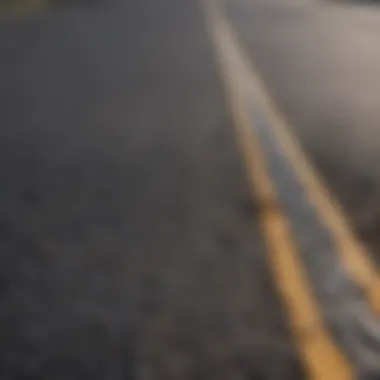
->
[203,0,380,378]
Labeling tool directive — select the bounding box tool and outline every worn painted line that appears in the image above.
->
[210,0,380,375]
[217,2,380,315]
[202,0,354,378]
[0,0,49,17]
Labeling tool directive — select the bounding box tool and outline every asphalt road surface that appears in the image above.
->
[0,1,302,379]
[1,0,380,379]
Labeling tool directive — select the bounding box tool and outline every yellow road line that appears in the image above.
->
[216,0,380,314]
[202,0,354,378]
[0,0,48,17]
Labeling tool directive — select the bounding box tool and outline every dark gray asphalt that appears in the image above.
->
[223,0,380,265]
[0,1,303,379]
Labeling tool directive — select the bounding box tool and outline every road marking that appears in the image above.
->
[218,0,380,314]
[202,0,354,378]
[0,0,49,17]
